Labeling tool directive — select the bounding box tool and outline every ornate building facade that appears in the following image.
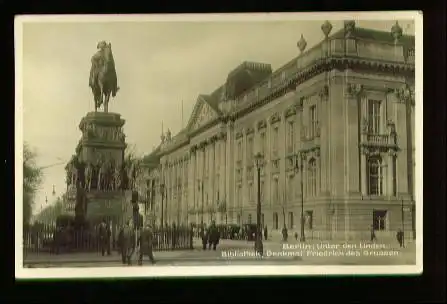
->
[138,21,415,240]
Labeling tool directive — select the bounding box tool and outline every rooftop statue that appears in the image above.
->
[89,41,120,113]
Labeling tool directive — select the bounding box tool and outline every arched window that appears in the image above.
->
[367,156,383,195]
[308,158,317,197]
[273,212,279,229]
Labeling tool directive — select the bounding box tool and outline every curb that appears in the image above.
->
[24,256,303,266]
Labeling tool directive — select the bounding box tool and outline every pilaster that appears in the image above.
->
[225,120,235,217]
[345,83,363,194]
[318,86,329,194]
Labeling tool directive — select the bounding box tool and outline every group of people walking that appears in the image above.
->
[199,220,221,250]
[117,220,156,266]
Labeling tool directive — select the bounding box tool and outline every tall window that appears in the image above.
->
[287,121,294,153]
[308,158,317,197]
[237,140,242,161]
[373,210,387,231]
[367,156,383,195]
[260,132,266,155]
[392,156,397,196]
[247,137,254,161]
[288,212,294,228]
[272,127,279,156]
[216,142,220,167]
[273,212,279,229]
[238,185,242,207]
[368,100,381,134]
[287,176,294,200]
[305,211,313,229]
[310,105,318,138]
[248,182,253,202]
[204,150,208,176]
[273,178,279,203]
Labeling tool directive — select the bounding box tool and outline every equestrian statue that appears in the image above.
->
[89,41,120,113]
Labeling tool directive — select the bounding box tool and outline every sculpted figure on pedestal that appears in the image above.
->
[128,162,136,190]
[113,165,121,191]
[98,159,108,191]
[106,160,114,191]
[85,162,93,191]
[120,163,128,190]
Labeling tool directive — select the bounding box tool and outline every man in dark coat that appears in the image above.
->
[138,222,156,265]
[99,220,111,256]
[207,220,220,251]
[264,226,268,241]
[396,229,404,248]
[118,220,136,265]
[200,226,208,250]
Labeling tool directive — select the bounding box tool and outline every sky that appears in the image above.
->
[18,15,415,214]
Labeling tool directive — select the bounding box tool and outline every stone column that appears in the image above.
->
[225,121,235,221]
[211,137,216,210]
[361,147,368,196]
[345,83,362,195]
[318,87,329,194]
[191,148,196,211]
[220,132,227,220]
[316,149,321,196]
[387,151,394,197]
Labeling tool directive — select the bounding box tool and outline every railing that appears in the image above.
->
[23,224,194,255]
[366,134,389,145]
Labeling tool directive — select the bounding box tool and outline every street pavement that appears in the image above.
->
[23,238,416,268]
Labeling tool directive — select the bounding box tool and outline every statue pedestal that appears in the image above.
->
[63,111,134,229]
[77,111,127,168]
[85,190,133,225]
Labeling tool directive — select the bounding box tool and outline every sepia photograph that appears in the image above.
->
[15,12,423,278]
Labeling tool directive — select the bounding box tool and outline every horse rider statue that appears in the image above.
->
[89,41,119,113]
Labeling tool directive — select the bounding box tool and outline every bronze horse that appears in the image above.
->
[89,41,119,113]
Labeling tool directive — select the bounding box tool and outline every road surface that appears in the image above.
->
[23,238,416,268]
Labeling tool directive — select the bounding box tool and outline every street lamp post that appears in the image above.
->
[294,153,306,242]
[254,152,264,256]
[160,182,165,228]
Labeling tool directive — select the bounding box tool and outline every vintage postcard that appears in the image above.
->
[15,12,423,279]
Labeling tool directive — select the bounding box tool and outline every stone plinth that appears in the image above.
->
[77,112,127,168]
[85,190,133,225]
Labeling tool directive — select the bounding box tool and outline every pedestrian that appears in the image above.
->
[370,225,377,242]
[99,220,111,256]
[294,232,298,241]
[396,229,404,248]
[200,226,208,250]
[264,226,268,241]
[118,220,136,265]
[171,222,177,250]
[207,220,220,251]
[138,221,156,265]
[282,226,288,242]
